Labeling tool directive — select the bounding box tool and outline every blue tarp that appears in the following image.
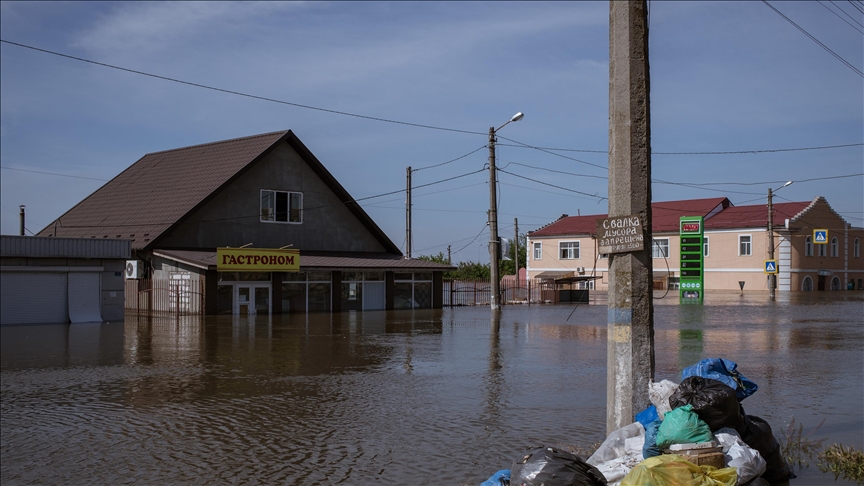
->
[682,358,758,401]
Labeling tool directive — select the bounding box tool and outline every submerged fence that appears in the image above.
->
[125,278,204,316]
[443,278,565,306]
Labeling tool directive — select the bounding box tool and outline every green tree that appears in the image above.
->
[499,232,528,277]
[417,252,491,280]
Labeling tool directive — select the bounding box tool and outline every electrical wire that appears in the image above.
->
[1,166,110,181]
[0,39,484,136]
[495,142,863,156]
[819,1,864,33]
[761,0,864,77]
[497,168,606,200]
[412,146,486,172]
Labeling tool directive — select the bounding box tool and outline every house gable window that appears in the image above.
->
[739,235,752,256]
[805,236,813,257]
[830,237,839,257]
[261,189,302,223]
[533,242,542,260]
[652,238,669,258]
[559,241,580,259]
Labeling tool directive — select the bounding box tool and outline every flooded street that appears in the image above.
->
[2,292,862,485]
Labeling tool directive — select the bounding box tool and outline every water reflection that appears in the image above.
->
[1,294,862,485]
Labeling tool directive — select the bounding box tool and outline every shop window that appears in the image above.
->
[217,285,233,314]
[802,276,813,291]
[830,237,839,257]
[559,241,580,259]
[804,236,813,257]
[393,273,432,309]
[652,238,669,258]
[667,276,680,290]
[261,189,302,223]
[739,235,752,256]
[533,242,542,260]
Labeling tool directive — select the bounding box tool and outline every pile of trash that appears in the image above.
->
[480,358,794,486]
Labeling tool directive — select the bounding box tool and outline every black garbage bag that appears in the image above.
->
[741,415,795,483]
[669,376,746,432]
[510,446,607,486]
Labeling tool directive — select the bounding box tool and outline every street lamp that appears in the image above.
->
[768,180,792,300]
[489,112,524,310]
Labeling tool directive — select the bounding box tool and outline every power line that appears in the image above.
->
[497,168,606,200]
[1,166,110,181]
[412,146,486,172]
[819,1,864,32]
[0,39,484,136]
[4,39,860,157]
[496,142,864,156]
[762,0,864,77]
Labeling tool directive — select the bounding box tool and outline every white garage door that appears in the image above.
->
[68,272,102,323]
[0,272,68,324]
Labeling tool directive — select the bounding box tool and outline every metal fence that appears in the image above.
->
[125,278,204,316]
[443,279,559,306]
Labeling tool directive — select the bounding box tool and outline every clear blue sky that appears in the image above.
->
[1,1,862,263]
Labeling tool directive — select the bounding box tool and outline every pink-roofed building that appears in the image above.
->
[526,196,863,293]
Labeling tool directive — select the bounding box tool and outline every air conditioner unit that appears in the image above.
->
[576,266,585,274]
[125,260,143,279]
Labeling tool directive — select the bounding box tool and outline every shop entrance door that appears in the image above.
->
[235,285,271,316]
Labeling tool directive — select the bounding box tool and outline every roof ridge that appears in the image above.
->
[143,130,289,157]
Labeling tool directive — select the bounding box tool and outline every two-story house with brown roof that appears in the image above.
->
[36,130,454,315]
[526,196,863,293]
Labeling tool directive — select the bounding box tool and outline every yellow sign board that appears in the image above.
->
[217,248,300,272]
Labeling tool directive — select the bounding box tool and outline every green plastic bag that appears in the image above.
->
[620,454,737,486]
[655,404,713,450]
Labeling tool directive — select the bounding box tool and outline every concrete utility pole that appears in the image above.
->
[19,205,25,236]
[514,218,520,278]
[607,0,655,434]
[406,166,412,258]
[488,112,523,310]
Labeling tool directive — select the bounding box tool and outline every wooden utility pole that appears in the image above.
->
[607,0,655,434]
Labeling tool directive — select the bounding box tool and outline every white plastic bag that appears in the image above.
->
[648,379,678,419]
[715,427,767,485]
[587,422,644,465]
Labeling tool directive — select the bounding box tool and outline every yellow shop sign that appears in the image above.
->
[217,248,300,272]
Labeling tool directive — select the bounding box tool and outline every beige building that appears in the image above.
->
[526,197,863,293]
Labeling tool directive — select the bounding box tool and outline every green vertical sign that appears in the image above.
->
[679,216,704,303]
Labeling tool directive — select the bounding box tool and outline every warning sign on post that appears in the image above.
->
[596,215,645,255]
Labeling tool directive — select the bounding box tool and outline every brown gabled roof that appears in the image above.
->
[153,250,456,271]
[36,130,400,254]
[528,197,730,237]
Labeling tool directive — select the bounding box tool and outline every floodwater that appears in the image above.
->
[2,292,862,485]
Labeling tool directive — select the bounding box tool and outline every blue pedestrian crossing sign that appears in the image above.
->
[813,229,828,244]
[764,260,778,274]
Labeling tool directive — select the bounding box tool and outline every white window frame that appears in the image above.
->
[533,242,542,260]
[652,238,669,258]
[559,241,580,260]
[260,189,303,224]
[830,237,839,257]
[855,238,860,258]
[739,234,752,256]
[804,236,813,257]
[703,236,709,258]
